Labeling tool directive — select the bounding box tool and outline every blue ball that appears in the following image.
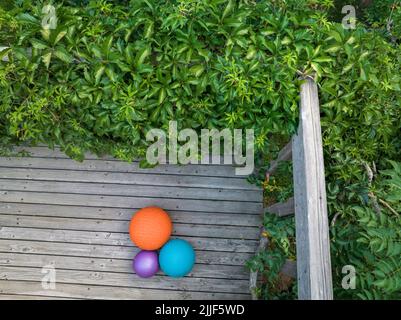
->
[159,239,195,277]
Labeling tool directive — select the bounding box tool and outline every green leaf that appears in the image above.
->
[158,88,166,104]
[54,47,73,63]
[346,36,356,45]
[313,56,333,63]
[329,30,342,43]
[105,67,117,82]
[360,65,368,81]
[358,51,370,62]
[53,30,67,45]
[222,0,234,20]
[135,46,151,67]
[189,65,205,77]
[91,45,103,59]
[144,22,154,39]
[198,48,210,62]
[31,39,48,50]
[325,45,341,54]
[41,28,51,41]
[16,13,39,24]
[342,63,354,74]
[311,62,322,77]
[125,45,134,65]
[42,52,52,68]
[103,35,114,54]
[246,46,256,59]
[95,65,105,84]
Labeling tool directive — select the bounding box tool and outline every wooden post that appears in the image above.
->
[292,78,333,300]
[249,234,268,300]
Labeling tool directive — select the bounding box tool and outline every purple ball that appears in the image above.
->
[133,250,159,278]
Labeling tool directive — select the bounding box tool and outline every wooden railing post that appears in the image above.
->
[292,78,333,300]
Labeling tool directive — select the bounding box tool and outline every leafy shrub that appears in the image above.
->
[246,213,296,300]
[1,0,302,159]
[331,0,401,41]
[330,161,401,299]
[0,0,400,299]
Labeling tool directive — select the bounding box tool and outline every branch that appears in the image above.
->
[378,198,399,217]
[368,192,382,216]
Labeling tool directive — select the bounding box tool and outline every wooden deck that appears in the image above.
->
[0,146,263,300]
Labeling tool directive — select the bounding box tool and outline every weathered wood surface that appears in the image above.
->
[0,146,262,300]
[0,179,260,202]
[0,190,261,214]
[1,266,250,293]
[281,260,297,279]
[0,280,247,300]
[0,293,81,300]
[249,235,268,300]
[0,155,242,178]
[0,168,258,191]
[0,239,253,265]
[266,197,294,217]
[0,203,261,227]
[292,79,333,300]
[0,225,258,250]
[265,141,292,177]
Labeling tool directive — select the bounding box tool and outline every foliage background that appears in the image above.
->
[0,0,400,299]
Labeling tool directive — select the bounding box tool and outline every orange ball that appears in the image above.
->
[129,207,172,250]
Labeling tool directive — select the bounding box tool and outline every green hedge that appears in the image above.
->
[331,0,401,40]
[1,0,400,299]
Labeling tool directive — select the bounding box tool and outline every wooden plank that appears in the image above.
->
[0,179,261,202]
[292,78,333,300]
[0,294,78,300]
[266,197,295,217]
[249,235,268,300]
[266,141,292,177]
[0,239,253,266]
[0,202,261,227]
[0,266,250,294]
[0,145,261,299]
[0,167,260,191]
[0,191,262,214]
[0,156,238,178]
[0,215,260,241]
[0,280,249,300]
[11,146,244,167]
[0,225,259,251]
[281,259,297,279]
[0,252,250,280]
[10,146,113,160]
